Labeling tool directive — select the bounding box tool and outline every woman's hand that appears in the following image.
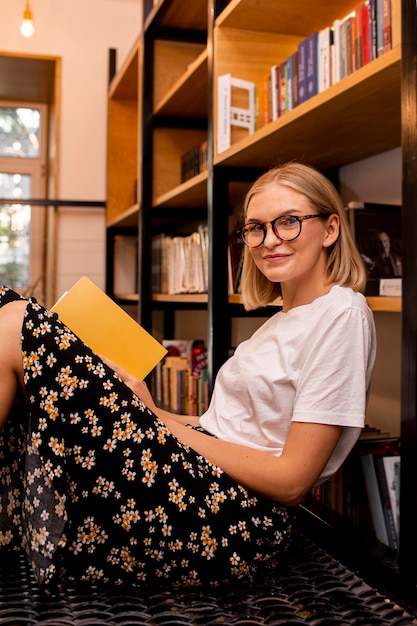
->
[99,354,158,412]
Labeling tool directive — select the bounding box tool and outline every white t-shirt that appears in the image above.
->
[199,286,377,484]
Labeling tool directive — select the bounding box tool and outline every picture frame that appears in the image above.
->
[346,202,402,296]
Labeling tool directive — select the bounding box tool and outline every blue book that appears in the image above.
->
[307,32,319,99]
[297,38,308,104]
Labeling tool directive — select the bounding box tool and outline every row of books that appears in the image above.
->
[151,225,208,294]
[217,0,392,151]
[257,0,392,128]
[307,429,400,552]
[180,140,208,184]
[152,340,209,415]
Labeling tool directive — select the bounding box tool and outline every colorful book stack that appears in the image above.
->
[254,0,392,129]
[153,340,209,415]
[218,0,392,143]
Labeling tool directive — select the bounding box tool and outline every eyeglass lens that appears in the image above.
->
[242,216,301,246]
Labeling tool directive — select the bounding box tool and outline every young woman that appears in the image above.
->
[0,162,376,592]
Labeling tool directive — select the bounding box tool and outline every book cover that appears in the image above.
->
[374,455,399,550]
[361,453,390,547]
[346,201,402,296]
[381,455,400,540]
[52,276,167,380]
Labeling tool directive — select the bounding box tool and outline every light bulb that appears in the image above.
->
[20,2,35,37]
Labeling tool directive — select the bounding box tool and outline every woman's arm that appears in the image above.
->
[104,356,342,505]
[159,415,342,506]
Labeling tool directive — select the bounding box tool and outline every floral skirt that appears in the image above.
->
[0,286,293,592]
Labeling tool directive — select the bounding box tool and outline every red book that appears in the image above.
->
[361,2,371,66]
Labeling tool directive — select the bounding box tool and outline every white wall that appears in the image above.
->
[0,0,141,302]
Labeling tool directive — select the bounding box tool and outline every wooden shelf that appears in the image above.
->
[107,39,140,226]
[107,203,139,228]
[154,48,208,118]
[114,292,139,302]
[109,38,140,100]
[147,0,207,31]
[366,296,401,313]
[152,293,208,304]
[214,47,401,170]
[153,171,208,209]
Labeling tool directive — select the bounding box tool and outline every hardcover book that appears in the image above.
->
[52,276,167,380]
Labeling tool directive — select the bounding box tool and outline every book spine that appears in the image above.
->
[376,0,384,56]
[297,38,308,104]
[318,27,333,92]
[217,73,231,153]
[382,0,392,54]
[306,32,318,100]
[270,65,279,121]
[290,52,299,108]
[279,61,288,115]
[369,0,377,60]
[333,19,343,83]
[361,2,371,66]
[355,4,363,70]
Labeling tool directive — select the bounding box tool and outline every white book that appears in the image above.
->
[270,65,279,121]
[318,27,333,92]
[217,73,232,154]
[332,19,343,84]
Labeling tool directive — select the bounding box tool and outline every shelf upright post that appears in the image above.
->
[138,20,155,333]
[206,0,232,390]
[400,0,417,588]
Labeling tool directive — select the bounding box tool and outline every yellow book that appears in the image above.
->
[51,276,167,380]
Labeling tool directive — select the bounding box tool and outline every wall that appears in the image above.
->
[0,0,141,303]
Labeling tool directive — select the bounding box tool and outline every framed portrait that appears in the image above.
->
[346,202,402,296]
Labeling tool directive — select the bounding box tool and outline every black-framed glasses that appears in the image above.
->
[237,214,325,248]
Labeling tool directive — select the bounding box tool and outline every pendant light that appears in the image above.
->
[20,1,35,38]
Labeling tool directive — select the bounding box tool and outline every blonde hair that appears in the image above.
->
[240,162,367,311]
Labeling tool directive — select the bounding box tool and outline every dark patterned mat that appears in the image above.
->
[1,533,416,625]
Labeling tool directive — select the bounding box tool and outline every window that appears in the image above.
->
[0,102,47,293]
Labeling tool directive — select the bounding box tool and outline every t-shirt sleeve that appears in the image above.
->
[291,306,374,428]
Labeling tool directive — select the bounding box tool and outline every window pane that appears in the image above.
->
[0,107,41,158]
[0,172,31,287]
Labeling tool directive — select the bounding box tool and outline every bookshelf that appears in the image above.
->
[105,0,417,609]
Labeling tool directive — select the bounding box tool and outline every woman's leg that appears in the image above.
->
[0,300,27,431]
